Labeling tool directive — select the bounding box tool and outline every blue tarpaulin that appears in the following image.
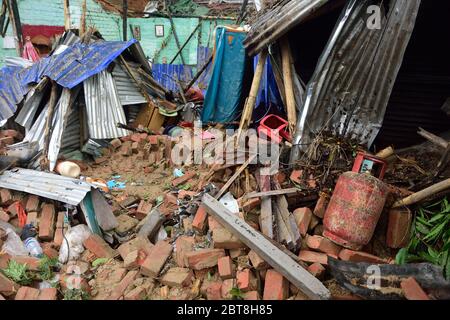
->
[0,39,138,121]
[253,56,285,123]
[201,27,248,123]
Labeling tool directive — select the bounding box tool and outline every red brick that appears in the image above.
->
[305,235,342,257]
[12,256,41,271]
[130,133,144,143]
[338,249,388,264]
[25,195,40,213]
[172,171,196,187]
[236,269,257,292]
[263,269,288,300]
[38,204,56,241]
[121,141,133,156]
[248,250,269,270]
[26,211,39,227]
[140,241,173,277]
[53,212,66,248]
[192,205,208,232]
[110,138,122,150]
[208,216,222,231]
[83,234,116,259]
[147,135,159,145]
[6,201,20,218]
[117,236,153,261]
[186,249,226,270]
[0,189,13,207]
[298,250,329,265]
[135,200,153,220]
[38,288,58,300]
[313,193,329,219]
[400,277,429,300]
[386,208,412,249]
[244,291,260,300]
[160,267,193,287]
[175,236,195,268]
[293,207,313,237]
[15,286,40,300]
[0,272,19,296]
[124,286,147,300]
[213,228,245,249]
[0,253,10,269]
[59,274,91,293]
[221,279,234,299]
[290,170,303,185]
[206,282,223,300]
[0,209,9,222]
[123,250,140,270]
[131,142,139,154]
[308,263,326,280]
[218,256,234,280]
[109,270,139,300]
[42,244,59,260]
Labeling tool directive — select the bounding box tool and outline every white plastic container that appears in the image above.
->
[56,161,81,178]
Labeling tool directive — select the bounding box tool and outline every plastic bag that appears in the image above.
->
[58,224,92,263]
[2,228,29,257]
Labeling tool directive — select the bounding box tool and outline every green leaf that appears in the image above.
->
[395,248,408,265]
[423,221,447,242]
[92,258,109,268]
[416,222,431,235]
[1,260,33,285]
[427,213,445,224]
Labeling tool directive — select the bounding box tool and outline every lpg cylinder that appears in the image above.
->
[323,171,388,250]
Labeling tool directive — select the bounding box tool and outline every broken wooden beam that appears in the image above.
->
[417,127,449,149]
[245,188,300,199]
[256,169,273,239]
[202,193,331,300]
[215,153,257,200]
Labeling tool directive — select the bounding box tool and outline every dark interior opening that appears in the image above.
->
[286,0,450,149]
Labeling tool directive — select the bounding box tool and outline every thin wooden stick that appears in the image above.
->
[392,178,450,208]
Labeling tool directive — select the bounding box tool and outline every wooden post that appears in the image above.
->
[167,12,186,65]
[169,21,201,65]
[237,49,268,141]
[6,0,23,56]
[280,36,297,134]
[122,0,128,41]
[63,0,71,31]
[80,0,87,36]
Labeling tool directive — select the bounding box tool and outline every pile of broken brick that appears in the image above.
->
[0,130,436,301]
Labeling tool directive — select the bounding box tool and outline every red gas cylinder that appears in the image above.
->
[323,172,388,250]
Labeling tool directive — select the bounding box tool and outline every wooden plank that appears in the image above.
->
[245,188,300,199]
[277,195,301,248]
[256,169,273,239]
[215,153,257,200]
[202,194,331,300]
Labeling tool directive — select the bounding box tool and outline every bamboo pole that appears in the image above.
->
[280,37,297,134]
[392,178,450,208]
[237,49,268,141]
[122,0,128,41]
[63,0,71,31]
[6,0,23,56]
[80,0,87,36]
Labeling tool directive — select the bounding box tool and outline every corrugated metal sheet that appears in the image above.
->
[152,64,194,93]
[112,64,147,106]
[244,0,330,56]
[291,0,421,161]
[60,104,81,153]
[0,38,138,121]
[48,88,80,171]
[84,70,129,139]
[15,87,46,132]
[0,168,91,205]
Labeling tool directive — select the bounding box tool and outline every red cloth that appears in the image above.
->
[22,38,40,62]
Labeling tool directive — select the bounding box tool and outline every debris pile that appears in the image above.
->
[1,1,450,302]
